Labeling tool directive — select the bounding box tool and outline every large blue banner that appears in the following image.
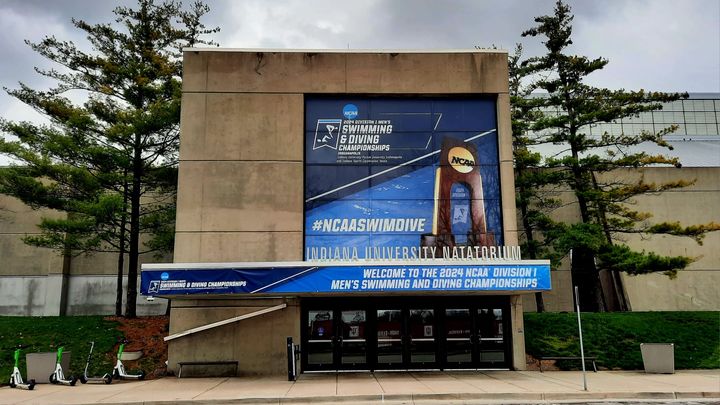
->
[304,98,502,261]
[141,262,551,296]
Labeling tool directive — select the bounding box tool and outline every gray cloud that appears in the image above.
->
[0,0,717,152]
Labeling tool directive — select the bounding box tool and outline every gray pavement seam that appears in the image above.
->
[408,371,435,394]
[282,377,295,398]
[516,371,584,391]
[97,379,155,403]
[479,371,530,391]
[192,377,231,399]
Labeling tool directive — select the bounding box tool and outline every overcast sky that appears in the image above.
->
[0,0,718,146]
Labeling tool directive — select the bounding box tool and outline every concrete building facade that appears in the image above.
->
[154,49,541,376]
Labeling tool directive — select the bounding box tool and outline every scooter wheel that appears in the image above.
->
[79,375,88,384]
[49,373,58,384]
[69,376,77,386]
[104,375,112,384]
[138,370,145,381]
[9,377,16,388]
[29,379,36,390]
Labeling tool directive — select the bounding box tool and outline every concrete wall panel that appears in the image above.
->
[204,52,347,93]
[0,234,63,276]
[202,161,303,232]
[345,53,508,94]
[182,50,208,92]
[618,232,720,311]
[184,51,510,95]
[168,298,300,376]
[622,270,720,311]
[178,92,207,162]
[174,231,303,263]
[176,160,205,232]
[65,275,166,315]
[180,93,304,162]
[0,276,46,316]
[175,161,303,234]
[0,275,165,316]
[0,194,65,234]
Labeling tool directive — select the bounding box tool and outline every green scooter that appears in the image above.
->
[112,340,145,380]
[49,346,78,386]
[8,346,35,390]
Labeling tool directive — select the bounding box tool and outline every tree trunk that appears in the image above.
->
[568,142,606,311]
[571,247,606,312]
[534,292,545,312]
[115,182,128,317]
[125,136,142,318]
[590,172,628,311]
[115,245,124,316]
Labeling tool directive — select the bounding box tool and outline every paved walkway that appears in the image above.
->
[2,370,718,404]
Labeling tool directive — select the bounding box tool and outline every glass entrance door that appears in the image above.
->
[409,309,436,368]
[306,309,335,370]
[304,308,369,371]
[339,310,367,369]
[445,308,473,367]
[376,309,403,367]
[477,308,506,367]
[302,298,510,372]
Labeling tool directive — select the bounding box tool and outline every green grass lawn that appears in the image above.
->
[524,311,720,370]
[0,316,122,382]
[2,312,717,381]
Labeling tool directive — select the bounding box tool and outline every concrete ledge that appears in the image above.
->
[676,391,720,398]
[543,391,677,400]
[28,391,720,405]
[3,388,720,405]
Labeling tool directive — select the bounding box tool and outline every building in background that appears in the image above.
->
[522,93,720,311]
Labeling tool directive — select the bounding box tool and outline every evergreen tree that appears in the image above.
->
[0,0,218,317]
[510,44,547,312]
[520,0,719,311]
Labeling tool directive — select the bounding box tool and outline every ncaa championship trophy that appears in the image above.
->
[420,137,495,257]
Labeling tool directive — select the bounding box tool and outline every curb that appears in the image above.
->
[90,391,720,405]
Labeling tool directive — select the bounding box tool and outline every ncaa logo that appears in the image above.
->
[343,104,358,120]
[448,147,476,173]
[161,272,170,280]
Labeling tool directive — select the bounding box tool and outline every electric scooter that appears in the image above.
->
[112,340,145,380]
[8,346,35,390]
[49,346,78,386]
[81,341,112,384]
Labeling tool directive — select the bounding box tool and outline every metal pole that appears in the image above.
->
[575,286,588,391]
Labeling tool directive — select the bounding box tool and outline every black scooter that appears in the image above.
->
[81,341,112,384]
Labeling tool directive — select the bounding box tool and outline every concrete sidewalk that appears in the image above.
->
[1,370,718,405]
